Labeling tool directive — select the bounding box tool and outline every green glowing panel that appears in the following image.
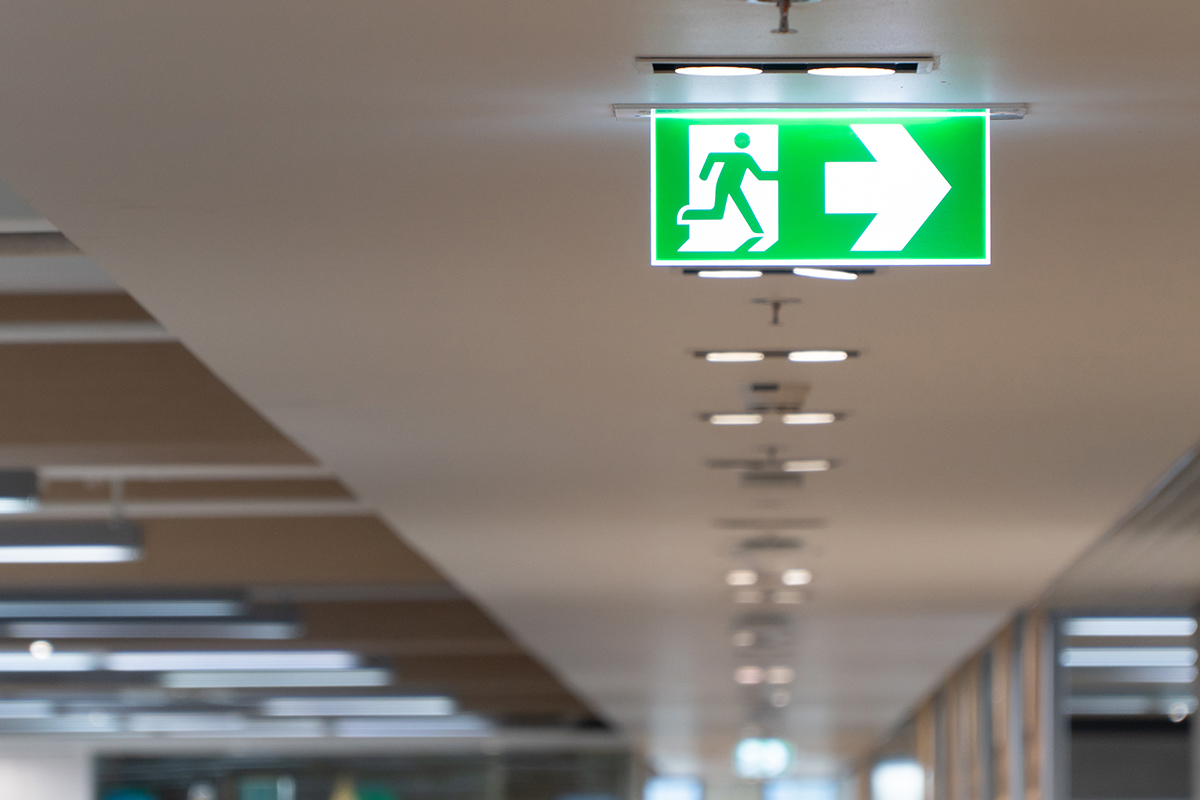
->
[650,108,990,266]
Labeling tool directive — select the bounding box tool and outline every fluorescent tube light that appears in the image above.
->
[697,270,763,279]
[1064,617,1198,637]
[105,650,359,671]
[792,268,857,281]
[807,67,896,76]
[0,471,37,514]
[0,521,141,563]
[675,66,764,76]
[6,620,301,639]
[0,652,98,671]
[1067,695,1198,716]
[787,350,849,363]
[160,668,392,689]
[261,696,456,717]
[1060,648,1198,668]
[782,460,832,472]
[782,412,838,425]
[0,599,244,618]
[333,715,491,738]
[0,713,120,734]
[709,414,763,425]
[781,568,812,586]
[726,569,758,586]
[735,666,764,685]
[705,352,766,363]
[125,713,247,733]
[0,700,53,718]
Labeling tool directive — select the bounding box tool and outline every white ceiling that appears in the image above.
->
[0,0,1198,790]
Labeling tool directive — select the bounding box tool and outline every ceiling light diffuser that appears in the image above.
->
[705,352,766,363]
[782,460,832,473]
[807,66,897,77]
[735,666,764,685]
[792,268,858,281]
[782,412,838,425]
[0,521,142,563]
[0,599,244,618]
[787,350,850,363]
[697,270,763,279]
[262,696,455,717]
[726,569,758,586]
[1060,648,1198,668]
[105,650,359,672]
[0,652,98,671]
[709,414,763,426]
[160,669,392,689]
[675,66,763,77]
[781,569,812,586]
[1063,618,1198,637]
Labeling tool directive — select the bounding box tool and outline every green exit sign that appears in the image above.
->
[650,108,990,266]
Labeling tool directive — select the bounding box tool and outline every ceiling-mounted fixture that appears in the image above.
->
[781,568,813,586]
[261,696,455,717]
[696,349,859,362]
[697,269,764,278]
[708,447,836,487]
[160,669,392,689]
[808,66,896,77]
[708,413,765,426]
[675,66,763,77]
[740,382,807,413]
[0,470,38,514]
[783,412,839,425]
[689,268,874,279]
[793,268,858,281]
[637,56,935,74]
[0,520,141,563]
[726,569,759,586]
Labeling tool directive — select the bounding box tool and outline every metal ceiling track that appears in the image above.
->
[613,103,1029,122]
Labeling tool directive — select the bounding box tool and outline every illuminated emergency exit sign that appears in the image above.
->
[650,108,990,266]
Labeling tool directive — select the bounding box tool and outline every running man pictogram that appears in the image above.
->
[680,132,779,233]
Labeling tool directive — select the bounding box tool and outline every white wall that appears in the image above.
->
[0,746,91,800]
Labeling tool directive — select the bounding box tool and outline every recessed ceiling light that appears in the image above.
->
[788,350,850,362]
[732,630,757,647]
[1059,648,1198,668]
[782,459,832,473]
[735,666,764,685]
[726,569,759,586]
[765,666,795,684]
[105,650,359,672]
[792,268,858,281]
[782,412,838,425]
[705,351,766,363]
[697,270,763,279]
[0,521,142,564]
[675,66,764,77]
[781,568,812,586]
[261,696,455,717]
[1063,618,1198,637]
[160,669,392,689]
[28,640,52,660]
[709,414,764,426]
[807,66,897,77]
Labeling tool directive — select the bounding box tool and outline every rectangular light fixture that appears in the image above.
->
[125,713,247,733]
[696,350,858,362]
[0,470,38,514]
[0,599,244,618]
[0,652,98,671]
[1067,695,1197,716]
[0,700,53,718]
[261,696,456,717]
[635,56,936,75]
[4,619,301,640]
[160,668,392,689]
[1063,617,1198,637]
[105,650,359,671]
[332,715,491,738]
[707,414,764,425]
[782,413,839,425]
[782,460,833,472]
[1059,648,1198,668]
[0,521,141,563]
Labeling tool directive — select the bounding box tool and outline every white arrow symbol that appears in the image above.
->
[825,124,951,252]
